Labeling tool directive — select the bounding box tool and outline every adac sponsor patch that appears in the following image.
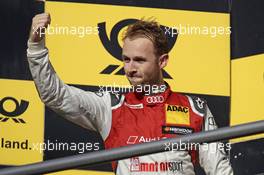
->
[165,104,190,125]
[162,126,194,135]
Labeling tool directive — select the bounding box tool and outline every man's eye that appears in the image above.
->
[136,59,145,63]
[123,58,130,62]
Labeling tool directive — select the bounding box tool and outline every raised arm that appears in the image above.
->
[27,13,112,140]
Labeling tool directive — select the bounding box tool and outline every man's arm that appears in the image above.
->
[27,13,112,140]
[199,103,234,175]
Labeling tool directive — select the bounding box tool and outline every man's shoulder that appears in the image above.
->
[171,91,207,117]
[187,95,207,116]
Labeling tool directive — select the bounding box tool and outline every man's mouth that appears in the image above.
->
[129,76,141,80]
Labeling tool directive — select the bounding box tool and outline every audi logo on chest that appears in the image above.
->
[146,96,164,104]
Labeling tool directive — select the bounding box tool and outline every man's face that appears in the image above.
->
[122,37,161,86]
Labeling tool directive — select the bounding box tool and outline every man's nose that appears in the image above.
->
[126,61,137,75]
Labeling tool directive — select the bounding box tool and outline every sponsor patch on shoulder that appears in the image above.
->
[162,125,194,135]
[187,96,207,116]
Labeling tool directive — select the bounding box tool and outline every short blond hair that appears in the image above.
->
[122,19,168,57]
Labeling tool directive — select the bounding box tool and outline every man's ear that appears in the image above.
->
[159,54,169,69]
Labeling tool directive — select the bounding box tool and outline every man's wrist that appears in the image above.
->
[27,39,45,53]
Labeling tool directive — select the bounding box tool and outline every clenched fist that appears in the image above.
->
[29,13,51,42]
